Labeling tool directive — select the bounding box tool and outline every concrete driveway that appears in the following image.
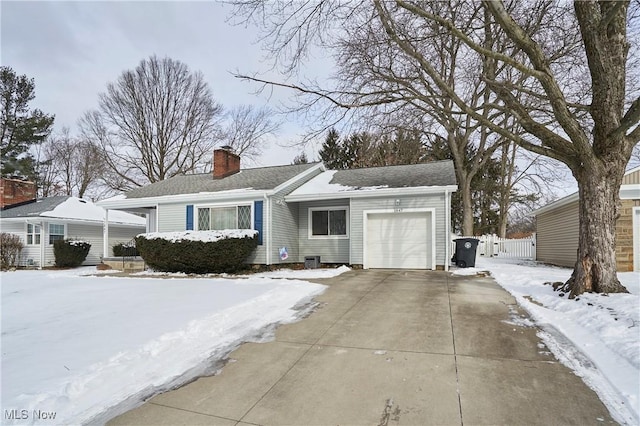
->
[109,270,615,425]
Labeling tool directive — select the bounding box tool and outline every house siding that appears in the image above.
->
[622,169,640,185]
[67,223,143,265]
[535,200,579,268]
[298,199,351,263]
[350,195,446,266]
[2,220,143,266]
[156,200,267,264]
[536,196,639,271]
[269,167,323,265]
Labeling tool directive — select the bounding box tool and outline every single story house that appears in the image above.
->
[532,166,640,271]
[0,195,146,267]
[98,148,458,270]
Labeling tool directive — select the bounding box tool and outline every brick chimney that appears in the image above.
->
[213,146,240,179]
[0,177,37,209]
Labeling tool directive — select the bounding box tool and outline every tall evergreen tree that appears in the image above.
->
[0,66,54,179]
[318,128,346,169]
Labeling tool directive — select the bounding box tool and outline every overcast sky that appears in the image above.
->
[1,1,329,166]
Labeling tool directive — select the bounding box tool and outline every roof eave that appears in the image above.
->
[532,183,640,216]
[98,190,271,209]
[284,184,458,202]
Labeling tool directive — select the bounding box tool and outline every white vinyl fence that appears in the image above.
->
[451,234,536,259]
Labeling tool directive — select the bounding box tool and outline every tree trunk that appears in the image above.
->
[560,168,629,298]
[459,176,474,236]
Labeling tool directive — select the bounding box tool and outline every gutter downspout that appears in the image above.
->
[445,190,450,272]
[264,194,271,265]
[103,209,109,260]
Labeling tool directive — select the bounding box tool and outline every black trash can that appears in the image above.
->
[452,238,479,268]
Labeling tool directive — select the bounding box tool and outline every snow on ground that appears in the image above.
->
[0,266,347,425]
[453,257,640,425]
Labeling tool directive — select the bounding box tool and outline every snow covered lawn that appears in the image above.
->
[0,267,344,425]
[454,257,640,426]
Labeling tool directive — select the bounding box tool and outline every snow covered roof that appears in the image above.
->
[0,196,146,226]
[287,161,457,201]
[120,163,320,199]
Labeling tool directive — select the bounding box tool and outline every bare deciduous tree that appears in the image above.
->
[232,0,639,297]
[81,55,223,190]
[221,105,280,164]
[35,128,106,199]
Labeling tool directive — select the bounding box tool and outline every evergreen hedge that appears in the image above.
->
[112,242,139,257]
[53,239,91,267]
[135,231,258,274]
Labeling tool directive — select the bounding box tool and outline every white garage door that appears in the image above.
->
[365,211,432,269]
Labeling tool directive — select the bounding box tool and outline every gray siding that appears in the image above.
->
[298,199,351,263]
[350,195,447,266]
[536,200,579,267]
[156,200,266,264]
[269,166,323,264]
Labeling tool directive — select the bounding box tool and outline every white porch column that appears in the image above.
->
[103,209,109,259]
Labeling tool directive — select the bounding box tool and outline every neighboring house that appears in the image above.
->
[532,166,640,271]
[0,195,146,267]
[98,148,458,270]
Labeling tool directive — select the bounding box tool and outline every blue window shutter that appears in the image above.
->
[254,201,263,245]
[186,205,194,230]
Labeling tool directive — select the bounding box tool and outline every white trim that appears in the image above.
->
[285,185,458,203]
[445,190,451,272]
[266,195,272,265]
[271,163,325,194]
[98,190,270,209]
[533,183,640,216]
[1,216,144,228]
[620,184,640,200]
[308,206,350,240]
[362,208,436,270]
[633,206,640,272]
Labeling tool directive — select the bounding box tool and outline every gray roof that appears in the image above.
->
[123,163,319,199]
[0,196,70,218]
[331,160,456,188]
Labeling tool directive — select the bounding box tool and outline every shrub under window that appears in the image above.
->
[53,239,91,268]
[136,230,258,273]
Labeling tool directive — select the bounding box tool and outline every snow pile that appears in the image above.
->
[41,197,145,225]
[1,268,326,425]
[455,258,640,425]
[68,240,90,246]
[139,229,258,243]
[289,170,388,196]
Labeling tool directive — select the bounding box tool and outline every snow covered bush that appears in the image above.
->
[112,241,139,257]
[53,239,91,267]
[0,233,24,269]
[135,230,258,274]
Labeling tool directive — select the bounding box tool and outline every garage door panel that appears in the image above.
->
[366,212,432,269]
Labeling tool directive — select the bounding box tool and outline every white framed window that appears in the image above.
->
[309,207,349,239]
[197,205,252,230]
[27,224,41,245]
[49,223,65,244]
